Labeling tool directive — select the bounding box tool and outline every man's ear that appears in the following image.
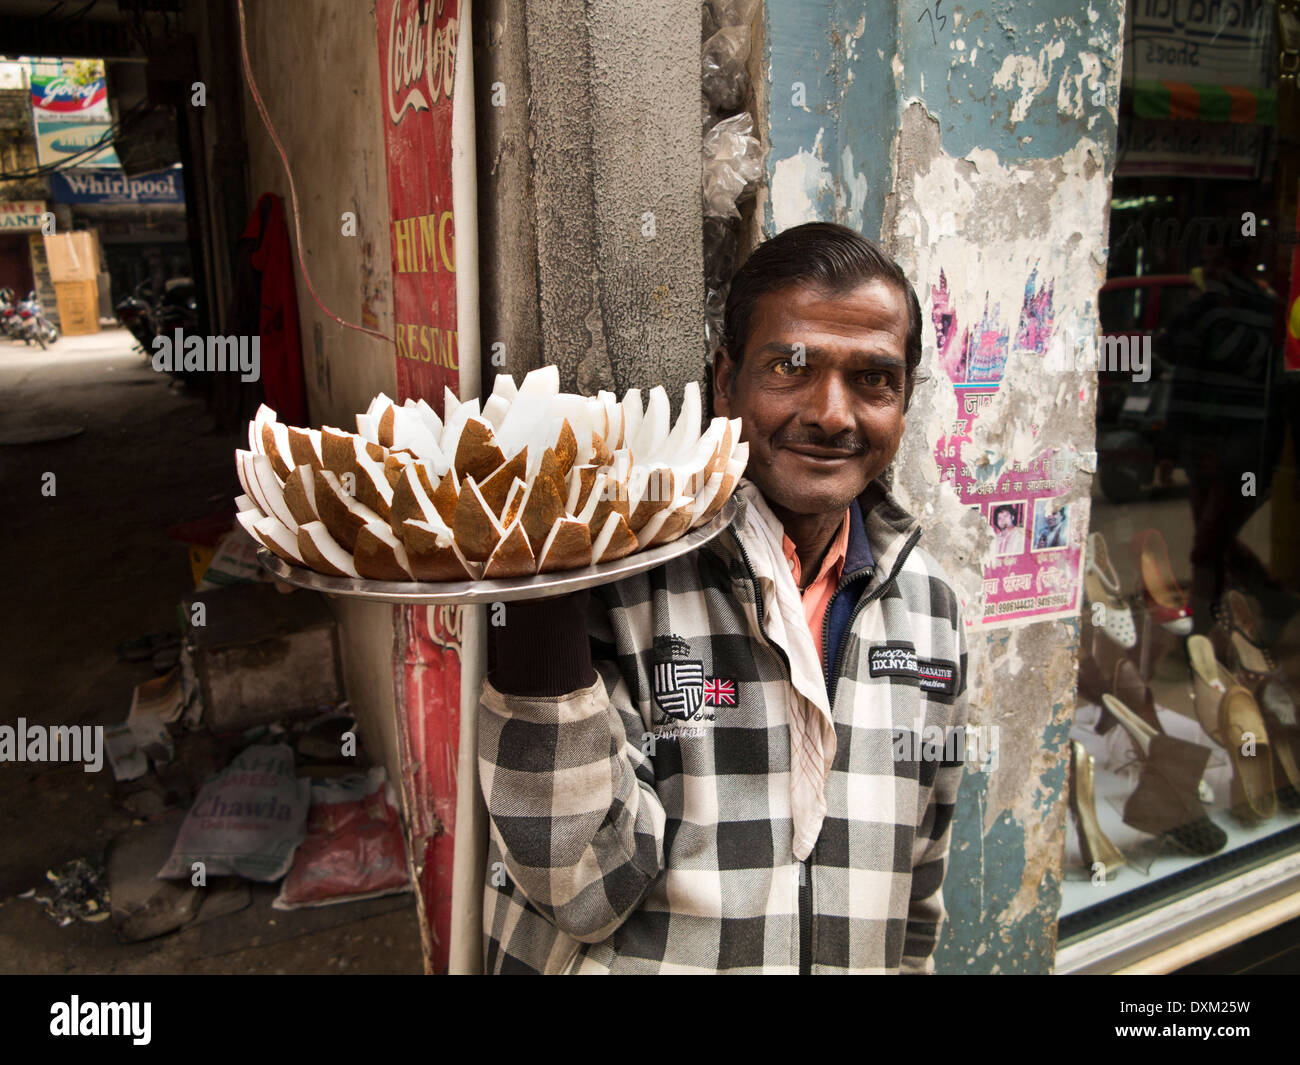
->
[712,347,735,417]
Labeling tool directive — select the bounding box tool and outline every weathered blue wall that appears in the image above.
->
[760,0,1126,973]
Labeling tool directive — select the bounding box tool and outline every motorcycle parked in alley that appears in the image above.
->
[1,289,59,348]
[114,280,158,353]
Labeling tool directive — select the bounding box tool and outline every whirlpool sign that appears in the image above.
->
[50,168,186,206]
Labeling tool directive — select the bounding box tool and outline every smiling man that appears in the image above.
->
[478,222,969,974]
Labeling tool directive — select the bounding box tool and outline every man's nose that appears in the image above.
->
[801,371,855,437]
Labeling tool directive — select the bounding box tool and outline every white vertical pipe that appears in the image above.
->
[448,0,488,976]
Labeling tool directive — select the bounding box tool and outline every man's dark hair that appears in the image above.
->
[721,222,924,402]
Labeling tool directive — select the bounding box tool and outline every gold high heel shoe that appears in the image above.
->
[1187,635,1277,822]
[1068,740,1125,877]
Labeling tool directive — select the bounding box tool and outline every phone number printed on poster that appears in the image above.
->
[932,267,1083,628]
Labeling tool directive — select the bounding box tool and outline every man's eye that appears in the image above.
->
[861,371,891,387]
[774,360,807,376]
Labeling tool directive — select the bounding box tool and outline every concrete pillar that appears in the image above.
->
[476,0,705,406]
[760,0,1127,972]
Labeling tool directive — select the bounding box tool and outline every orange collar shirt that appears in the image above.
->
[781,510,852,667]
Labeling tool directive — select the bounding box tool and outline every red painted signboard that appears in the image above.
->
[376,0,465,973]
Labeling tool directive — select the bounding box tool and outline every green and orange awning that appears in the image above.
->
[1135,80,1276,125]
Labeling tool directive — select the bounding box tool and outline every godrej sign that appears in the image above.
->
[50,168,185,206]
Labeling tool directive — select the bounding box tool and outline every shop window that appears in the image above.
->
[1060,0,1300,961]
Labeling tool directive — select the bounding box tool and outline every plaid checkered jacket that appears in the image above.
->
[477,479,969,973]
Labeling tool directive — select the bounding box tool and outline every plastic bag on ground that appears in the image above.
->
[157,743,310,881]
[272,767,411,910]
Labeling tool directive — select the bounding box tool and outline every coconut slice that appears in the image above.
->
[452,415,505,483]
[321,427,360,479]
[350,436,395,520]
[591,511,639,563]
[495,365,559,458]
[482,393,510,430]
[249,404,277,454]
[565,464,603,517]
[389,406,447,470]
[574,472,609,526]
[491,373,518,402]
[375,401,398,447]
[401,520,479,581]
[452,476,505,562]
[520,467,566,550]
[297,521,361,577]
[632,385,670,460]
[586,472,631,533]
[689,472,725,527]
[478,447,529,517]
[552,419,577,476]
[621,388,643,450]
[590,431,614,468]
[537,517,593,573]
[354,522,415,581]
[535,447,567,496]
[500,477,528,527]
[638,498,694,550]
[413,398,443,441]
[243,453,298,533]
[253,514,307,565]
[439,395,481,461]
[628,466,675,532]
[425,468,460,527]
[282,465,319,525]
[663,380,702,463]
[383,451,413,488]
[388,464,441,537]
[694,452,745,527]
[259,420,294,482]
[286,427,324,472]
[356,412,380,444]
[599,390,624,450]
[315,469,383,552]
[443,386,461,425]
[234,494,259,513]
[482,517,537,578]
[234,507,268,546]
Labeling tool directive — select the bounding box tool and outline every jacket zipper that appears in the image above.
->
[729,524,921,975]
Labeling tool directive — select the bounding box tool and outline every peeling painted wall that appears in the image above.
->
[761,0,1126,971]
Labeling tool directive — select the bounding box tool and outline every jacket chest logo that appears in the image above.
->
[650,634,733,726]
[653,660,706,720]
[868,644,958,696]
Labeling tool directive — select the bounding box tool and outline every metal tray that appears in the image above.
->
[257,497,738,604]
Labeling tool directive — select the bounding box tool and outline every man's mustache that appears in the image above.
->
[774,430,868,454]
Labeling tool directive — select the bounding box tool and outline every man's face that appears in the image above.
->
[996,510,1012,530]
[713,278,910,517]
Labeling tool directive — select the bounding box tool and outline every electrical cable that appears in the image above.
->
[235,0,392,346]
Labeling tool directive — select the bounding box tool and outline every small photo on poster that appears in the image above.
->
[990,501,1026,557]
[1032,498,1069,551]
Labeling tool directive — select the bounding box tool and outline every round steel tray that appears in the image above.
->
[257,497,739,604]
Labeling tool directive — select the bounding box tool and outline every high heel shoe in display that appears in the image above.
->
[1132,528,1193,636]
[1101,693,1227,856]
[1084,532,1137,649]
[1212,590,1299,729]
[1069,740,1126,876]
[1187,635,1277,822]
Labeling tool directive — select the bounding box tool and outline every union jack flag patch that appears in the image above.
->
[703,678,736,707]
